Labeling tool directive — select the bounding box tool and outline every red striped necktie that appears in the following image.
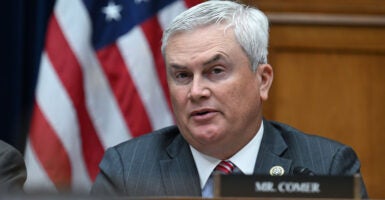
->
[214,160,235,174]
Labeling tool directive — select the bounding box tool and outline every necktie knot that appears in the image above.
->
[214,160,234,175]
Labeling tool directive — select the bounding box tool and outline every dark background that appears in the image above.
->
[0,0,55,152]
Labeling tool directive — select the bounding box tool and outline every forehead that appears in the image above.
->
[165,24,243,65]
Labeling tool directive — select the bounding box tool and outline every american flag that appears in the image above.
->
[24,0,201,193]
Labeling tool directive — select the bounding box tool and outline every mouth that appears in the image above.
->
[190,108,218,117]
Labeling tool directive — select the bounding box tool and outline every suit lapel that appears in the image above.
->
[157,121,293,196]
[254,120,292,175]
[159,132,201,196]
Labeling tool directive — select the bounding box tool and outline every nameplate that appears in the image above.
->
[214,174,360,198]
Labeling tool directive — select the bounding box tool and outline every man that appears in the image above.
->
[0,140,27,193]
[91,1,368,198]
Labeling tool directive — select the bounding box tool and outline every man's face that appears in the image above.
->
[165,24,272,159]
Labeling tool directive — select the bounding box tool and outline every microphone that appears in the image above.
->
[292,167,315,176]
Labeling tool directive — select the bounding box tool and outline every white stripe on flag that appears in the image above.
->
[24,141,57,193]
[158,0,187,29]
[55,0,131,148]
[118,27,174,130]
[36,53,92,191]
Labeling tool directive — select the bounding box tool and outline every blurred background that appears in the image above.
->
[0,0,55,151]
[243,0,385,198]
[1,0,384,198]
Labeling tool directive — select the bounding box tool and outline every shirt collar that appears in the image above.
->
[190,121,264,189]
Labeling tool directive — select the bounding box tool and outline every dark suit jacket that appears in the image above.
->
[91,120,368,198]
[0,140,27,193]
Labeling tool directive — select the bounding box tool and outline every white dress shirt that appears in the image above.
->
[190,121,264,197]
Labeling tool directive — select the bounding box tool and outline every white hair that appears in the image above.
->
[161,0,269,71]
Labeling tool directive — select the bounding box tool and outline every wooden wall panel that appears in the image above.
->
[265,50,385,198]
[241,0,385,198]
[243,0,385,15]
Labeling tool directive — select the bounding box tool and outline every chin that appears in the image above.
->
[190,127,223,143]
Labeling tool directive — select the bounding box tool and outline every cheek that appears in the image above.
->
[222,80,260,112]
[216,84,242,112]
[170,87,188,110]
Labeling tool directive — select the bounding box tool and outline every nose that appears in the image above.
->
[188,76,210,101]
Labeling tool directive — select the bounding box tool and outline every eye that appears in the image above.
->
[211,67,224,74]
[176,72,189,79]
[173,71,192,84]
[206,66,228,81]
[209,66,226,77]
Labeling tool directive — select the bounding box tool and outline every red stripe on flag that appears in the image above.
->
[184,0,202,8]
[29,103,72,189]
[141,17,172,110]
[96,44,153,137]
[45,16,104,180]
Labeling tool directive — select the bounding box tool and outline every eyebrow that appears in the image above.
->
[168,63,186,70]
[203,54,223,66]
[168,54,226,71]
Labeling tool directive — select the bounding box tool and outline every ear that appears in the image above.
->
[257,64,273,101]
